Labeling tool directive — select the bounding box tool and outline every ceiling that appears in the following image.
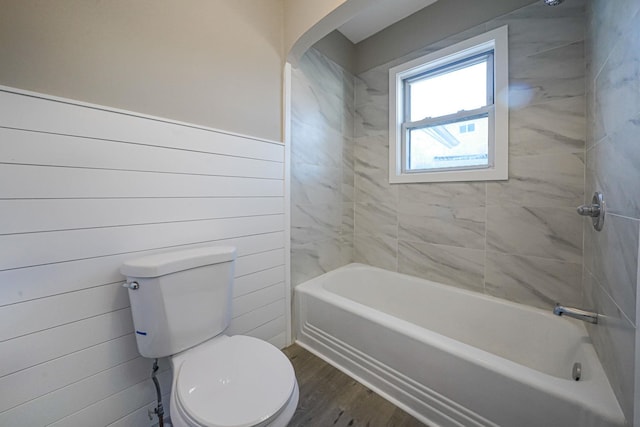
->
[337,0,439,44]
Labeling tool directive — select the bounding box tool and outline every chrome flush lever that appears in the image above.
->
[577,192,605,231]
[123,281,139,290]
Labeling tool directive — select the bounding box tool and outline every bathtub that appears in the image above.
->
[295,263,626,427]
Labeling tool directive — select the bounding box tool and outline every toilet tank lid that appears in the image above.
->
[120,246,236,278]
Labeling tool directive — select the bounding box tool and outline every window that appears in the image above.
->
[389,26,508,183]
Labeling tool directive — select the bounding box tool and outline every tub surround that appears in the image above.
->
[291,0,588,310]
[584,0,640,421]
[353,0,586,311]
[289,0,640,422]
[290,48,355,286]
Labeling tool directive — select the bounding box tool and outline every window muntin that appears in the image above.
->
[389,26,508,183]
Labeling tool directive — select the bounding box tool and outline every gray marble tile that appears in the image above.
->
[354,201,397,239]
[342,136,355,203]
[594,10,640,139]
[354,99,389,137]
[354,68,388,135]
[489,0,585,60]
[299,49,350,97]
[398,182,486,209]
[397,241,485,293]
[398,205,485,250]
[290,65,323,128]
[342,134,355,172]
[295,49,353,132]
[291,238,352,287]
[291,161,342,206]
[291,248,324,287]
[586,115,640,218]
[585,81,604,149]
[510,41,585,107]
[354,77,369,111]
[354,169,397,207]
[584,4,599,147]
[291,120,344,169]
[583,140,602,211]
[588,0,640,79]
[342,181,355,205]
[584,213,638,323]
[291,46,356,286]
[341,202,355,238]
[291,203,342,245]
[487,206,582,263]
[353,235,397,271]
[583,271,636,423]
[356,66,389,102]
[510,96,586,157]
[290,82,340,137]
[354,133,389,177]
[485,252,582,309]
[487,152,584,208]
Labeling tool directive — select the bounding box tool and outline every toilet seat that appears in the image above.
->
[175,335,296,427]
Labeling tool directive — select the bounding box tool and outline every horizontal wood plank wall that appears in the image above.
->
[0,88,287,426]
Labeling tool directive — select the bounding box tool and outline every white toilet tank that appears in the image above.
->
[120,246,236,358]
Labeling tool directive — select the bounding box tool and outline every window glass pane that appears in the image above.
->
[408,60,487,121]
[407,116,489,171]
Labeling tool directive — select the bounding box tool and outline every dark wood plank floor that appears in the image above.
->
[283,344,426,427]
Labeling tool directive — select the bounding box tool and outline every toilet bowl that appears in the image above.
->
[169,335,299,427]
[121,246,298,427]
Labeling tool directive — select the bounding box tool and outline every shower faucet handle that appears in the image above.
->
[577,192,605,231]
[576,204,600,217]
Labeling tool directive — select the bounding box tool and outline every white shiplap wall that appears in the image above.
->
[0,87,288,426]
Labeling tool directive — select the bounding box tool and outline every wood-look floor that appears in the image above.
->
[282,344,427,427]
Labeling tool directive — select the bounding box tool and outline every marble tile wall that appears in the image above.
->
[291,0,638,420]
[353,0,587,311]
[290,0,639,421]
[290,48,355,286]
[584,0,640,422]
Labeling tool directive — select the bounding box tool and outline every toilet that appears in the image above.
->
[121,246,299,427]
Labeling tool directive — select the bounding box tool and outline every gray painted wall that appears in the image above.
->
[0,0,284,141]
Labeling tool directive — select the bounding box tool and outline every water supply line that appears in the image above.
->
[150,358,165,427]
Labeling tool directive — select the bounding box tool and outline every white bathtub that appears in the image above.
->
[295,263,626,427]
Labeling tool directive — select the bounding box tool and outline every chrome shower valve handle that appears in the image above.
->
[577,192,605,231]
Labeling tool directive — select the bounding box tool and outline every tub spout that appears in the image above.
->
[553,304,598,324]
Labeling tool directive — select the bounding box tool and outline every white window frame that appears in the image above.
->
[389,25,509,184]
